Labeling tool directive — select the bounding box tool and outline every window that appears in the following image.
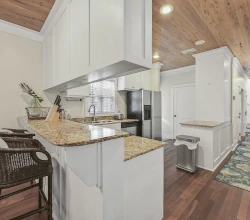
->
[88,80,116,114]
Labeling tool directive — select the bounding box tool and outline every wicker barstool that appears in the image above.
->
[0,128,35,139]
[0,138,53,220]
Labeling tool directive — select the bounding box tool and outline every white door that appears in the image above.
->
[173,85,195,138]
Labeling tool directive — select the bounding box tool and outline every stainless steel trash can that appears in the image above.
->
[175,135,200,173]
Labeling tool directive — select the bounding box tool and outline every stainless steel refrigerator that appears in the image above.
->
[127,90,162,140]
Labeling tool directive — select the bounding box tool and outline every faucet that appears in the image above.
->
[88,104,96,123]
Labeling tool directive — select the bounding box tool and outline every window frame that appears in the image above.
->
[85,79,117,116]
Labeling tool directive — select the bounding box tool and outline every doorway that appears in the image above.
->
[237,87,245,138]
[173,84,195,139]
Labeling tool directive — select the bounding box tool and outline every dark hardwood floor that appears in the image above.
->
[1,140,250,219]
[164,140,250,220]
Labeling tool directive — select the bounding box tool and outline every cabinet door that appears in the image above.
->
[55,6,70,85]
[43,29,55,90]
[118,72,141,90]
[126,72,141,90]
[124,0,152,68]
[90,0,123,70]
[70,0,90,79]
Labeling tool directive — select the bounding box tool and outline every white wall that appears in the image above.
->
[0,31,49,128]
[117,91,127,117]
[160,66,196,139]
[0,31,86,128]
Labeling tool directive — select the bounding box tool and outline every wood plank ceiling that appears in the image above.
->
[0,0,55,32]
[153,0,250,73]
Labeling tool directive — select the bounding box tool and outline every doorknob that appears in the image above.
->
[174,115,177,117]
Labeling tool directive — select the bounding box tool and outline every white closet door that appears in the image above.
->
[173,85,195,138]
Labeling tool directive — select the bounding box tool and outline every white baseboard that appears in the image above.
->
[197,150,232,172]
[232,140,238,151]
[197,165,213,172]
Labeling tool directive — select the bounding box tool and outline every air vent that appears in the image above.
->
[181,48,196,54]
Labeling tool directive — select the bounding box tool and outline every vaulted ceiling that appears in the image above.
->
[0,0,55,31]
[153,0,250,73]
[0,0,250,74]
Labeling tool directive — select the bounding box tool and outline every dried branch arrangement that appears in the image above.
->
[20,83,44,107]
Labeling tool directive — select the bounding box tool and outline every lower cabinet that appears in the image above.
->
[180,122,231,171]
[97,123,121,130]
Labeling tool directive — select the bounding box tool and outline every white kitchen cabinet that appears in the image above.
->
[70,0,89,80]
[118,70,151,91]
[97,123,121,130]
[124,0,152,68]
[54,6,70,85]
[89,0,123,70]
[180,122,231,171]
[43,29,55,90]
[118,72,141,91]
[43,0,152,91]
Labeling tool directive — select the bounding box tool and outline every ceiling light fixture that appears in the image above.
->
[195,40,205,46]
[160,4,174,14]
[153,54,160,59]
[181,48,196,55]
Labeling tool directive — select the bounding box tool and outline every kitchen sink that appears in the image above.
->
[85,120,116,125]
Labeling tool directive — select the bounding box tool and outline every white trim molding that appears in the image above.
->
[0,19,43,42]
[193,46,234,63]
[0,0,68,42]
[42,0,70,40]
[161,65,195,77]
[232,57,249,80]
[152,62,163,69]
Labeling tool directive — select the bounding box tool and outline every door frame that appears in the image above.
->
[172,83,195,139]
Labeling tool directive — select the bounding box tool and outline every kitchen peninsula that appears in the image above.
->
[17,117,165,220]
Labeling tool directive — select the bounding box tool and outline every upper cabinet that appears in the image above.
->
[54,6,70,85]
[43,29,55,90]
[118,70,151,91]
[70,0,90,80]
[43,0,152,92]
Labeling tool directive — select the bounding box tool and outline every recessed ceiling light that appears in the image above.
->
[181,48,196,55]
[195,40,205,45]
[160,4,174,14]
[153,54,160,59]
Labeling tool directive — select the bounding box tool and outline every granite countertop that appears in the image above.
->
[180,120,224,128]
[19,117,129,146]
[71,117,138,125]
[124,136,166,161]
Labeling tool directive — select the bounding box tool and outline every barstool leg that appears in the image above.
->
[38,178,43,212]
[48,174,53,220]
